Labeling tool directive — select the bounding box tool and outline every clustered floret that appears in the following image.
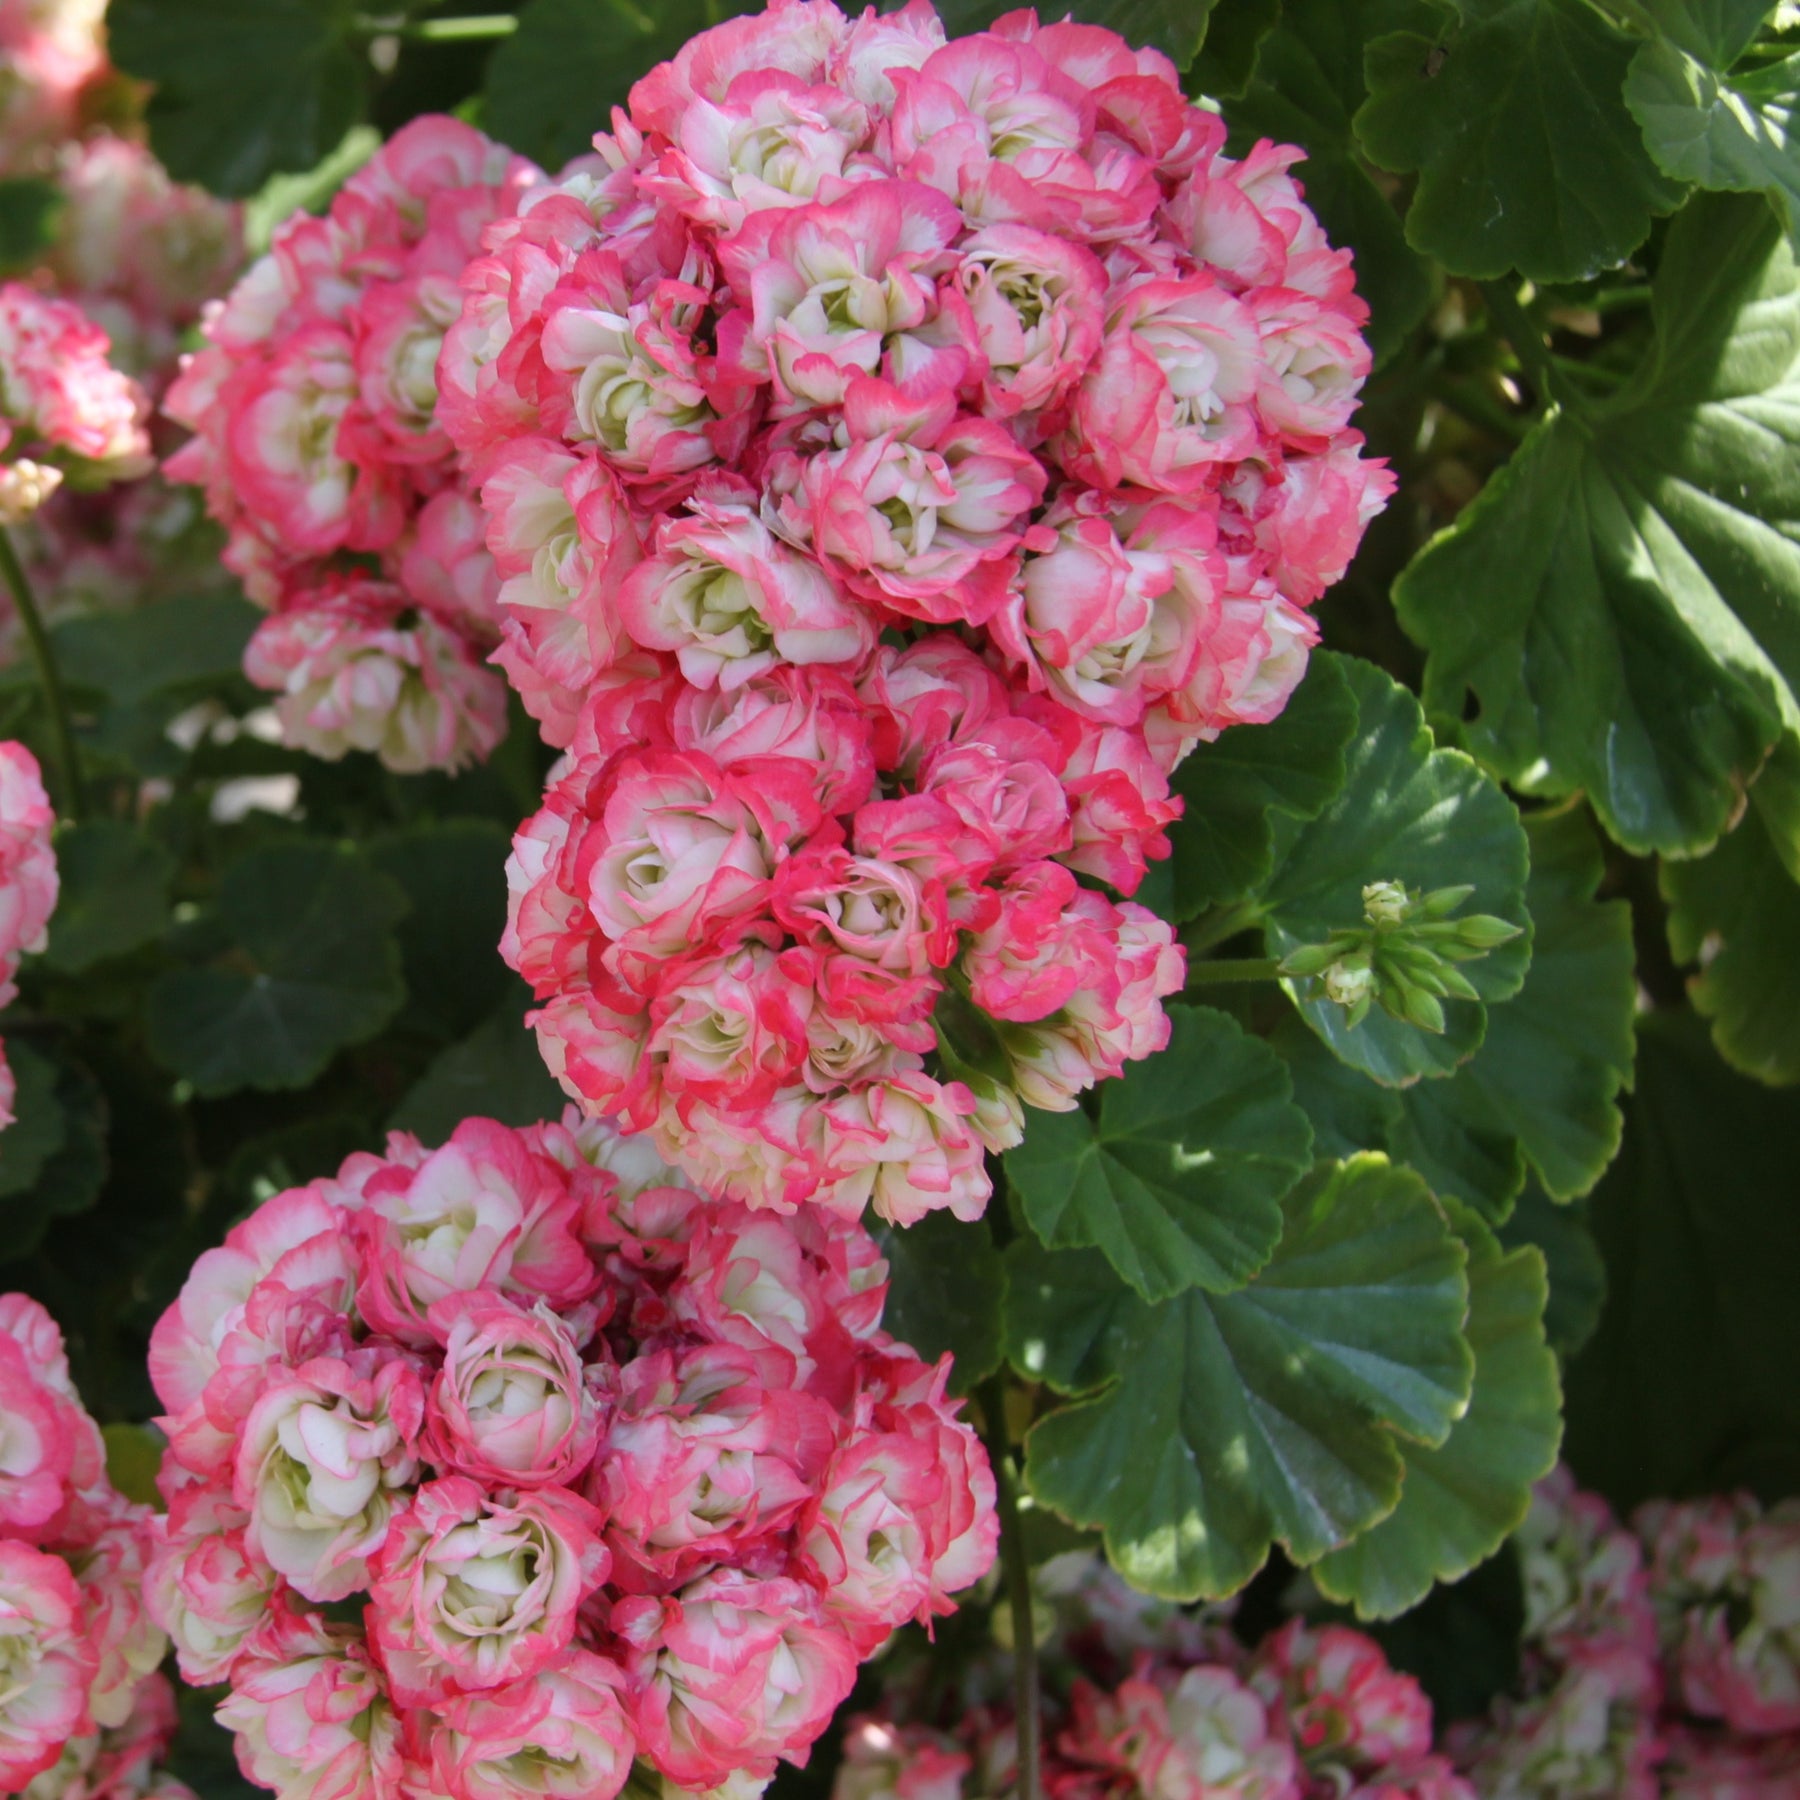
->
[0,282,150,521]
[0,741,56,1129]
[163,118,544,772]
[836,1551,1474,1800]
[1447,1468,1800,1798]
[0,0,105,171]
[145,1111,997,1800]
[0,1291,186,1800]
[415,0,1388,1217]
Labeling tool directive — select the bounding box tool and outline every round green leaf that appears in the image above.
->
[44,822,176,974]
[1313,1204,1562,1619]
[389,985,563,1145]
[1355,0,1687,282]
[1259,654,1532,1086]
[108,0,369,198]
[1396,193,1800,859]
[871,1210,1004,1396]
[0,1046,107,1262]
[148,841,407,1095]
[1006,1004,1314,1300]
[1011,1156,1473,1598]
[1167,652,1358,919]
[1393,805,1637,1213]
[1498,1183,1608,1361]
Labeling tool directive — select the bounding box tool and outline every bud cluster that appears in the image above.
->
[1278,880,1521,1033]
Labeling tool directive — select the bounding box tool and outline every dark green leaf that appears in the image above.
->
[1396,192,1800,859]
[1391,806,1637,1213]
[1192,0,1283,97]
[0,178,63,273]
[1313,1203,1561,1617]
[1223,0,1435,362]
[1364,1542,1525,1724]
[1497,1182,1608,1360]
[1356,0,1687,281]
[1167,652,1357,919]
[0,1048,107,1262]
[1564,1015,1800,1508]
[369,820,513,1041]
[1663,783,1800,1082]
[1259,654,1533,1086]
[1628,47,1800,243]
[108,0,368,198]
[1013,1156,1473,1597]
[1637,0,1773,64]
[871,1211,1003,1395]
[486,0,757,170]
[1272,1014,1404,1159]
[102,1422,166,1507]
[389,985,565,1144]
[1006,1004,1313,1300]
[43,822,176,974]
[51,593,259,708]
[148,842,407,1094]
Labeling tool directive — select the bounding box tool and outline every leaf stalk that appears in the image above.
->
[0,526,84,822]
[979,1377,1041,1800]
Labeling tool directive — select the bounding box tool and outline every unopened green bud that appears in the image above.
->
[1279,943,1341,978]
[1362,880,1412,926]
[1398,984,1447,1033]
[1417,883,1477,920]
[1455,913,1523,950]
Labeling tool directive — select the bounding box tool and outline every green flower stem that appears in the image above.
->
[1180,900,1265,957]
[377,13,518,40]
[1187,957,1284,985]
[0,526,83,822]
[1481,280,1564,411]
[979,1377,1041,1800]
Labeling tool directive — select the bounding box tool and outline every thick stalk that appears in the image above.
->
[979,1377,1041,1800]
[0,526,83,821]
[1481,280,1563,411]
[1187,956,1284,985]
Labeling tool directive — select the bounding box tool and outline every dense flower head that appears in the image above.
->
[0,1292,185,1799]
[440,0,1386,1216]
[0,741,56,1131]
[1635,1491,1800,1737]
[832,1558,1470,1800]
[162,116,541,770]
[146,1110,997,1800]
[0,284,149,493]
[0,0,106,169]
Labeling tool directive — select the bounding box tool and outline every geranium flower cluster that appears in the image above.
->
[0,1291,186,1800]
[838,1551,1474,1800]
[0,741,56,1129]
[45,135,243,390]
[0,281,150,523]
[447,0,1388,1216]
[146,1110,997,1800]
[0,0,105,170]
[164,118,544,773]
[1449,1467,1800,1798]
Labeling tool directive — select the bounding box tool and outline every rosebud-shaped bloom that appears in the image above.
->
[0,744,57,1013]
[1063,278,1260,494]
[0,1540,95,1793]
[593,1342,835,1590]
[718,180,970,408]
[424,1293,600,1488]
[1250,288,1372,444]
[1251,1621,1433,1774]
[369,1477,607,1706]
[427,1650,635,1800]
[1062,1664,1303,1800]
[145,1489,273,1686]
[244,578,508,775]
[954,224,1105,418]
[817,1072,990,1226]
[797,1367,998,1651]
[216,1602,402,1800]
[69,1490,168,1731]
[833,1719,970,1800]
[615,1569,858,1788]
[234,1352,425,1603]
[0,285,150,476]
[353,1116,600,1346]
[0,1302,83,1536]
[618,491,873,688]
